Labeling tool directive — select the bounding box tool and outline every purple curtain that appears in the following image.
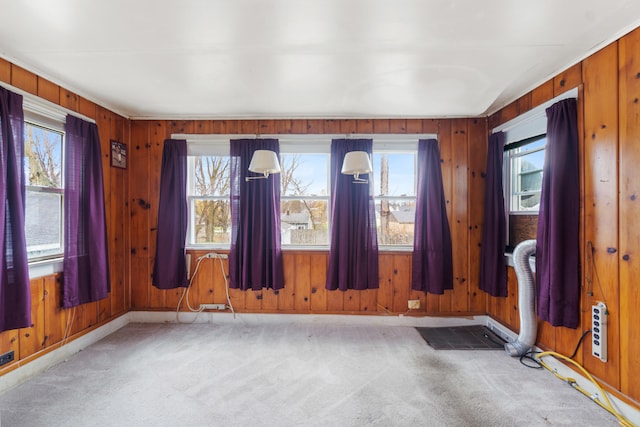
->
[152,139,188,289]
[326,139,378,291]
[411,139,453,294]
[0,87,30,332]
[229,139,284,291]
[479,132,508,296]
[536,98,580,328]
[63,115,110,308]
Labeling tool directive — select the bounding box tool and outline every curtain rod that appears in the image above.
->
[0,81,96,124]
[492,87,578,134]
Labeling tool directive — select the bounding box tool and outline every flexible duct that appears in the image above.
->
[505,239,537,357]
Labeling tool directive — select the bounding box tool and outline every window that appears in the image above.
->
[24,120,64,261]
[504,135,546,252]
[182,134,429,250]
[280,153,330,246]
[372,151,416,246]
[186,154,231,246]
[507,135,545,213]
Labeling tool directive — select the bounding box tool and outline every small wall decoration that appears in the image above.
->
[111,140,127,169]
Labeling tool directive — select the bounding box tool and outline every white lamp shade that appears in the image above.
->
[341,151,372,176]
[248,150,281,176]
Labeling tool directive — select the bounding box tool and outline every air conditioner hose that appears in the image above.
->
[505,239,537,357]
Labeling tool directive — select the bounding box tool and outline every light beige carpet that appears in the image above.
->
[0,319,621,426]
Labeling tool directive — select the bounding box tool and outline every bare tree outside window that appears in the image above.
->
[192,156,231,244]
[281,155,313,226]
[25,123,61,187]
[24,122,64,259]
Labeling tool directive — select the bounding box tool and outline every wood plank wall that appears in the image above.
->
[129,118,489,316]
[487,27,640,405]
[0,59,130,374]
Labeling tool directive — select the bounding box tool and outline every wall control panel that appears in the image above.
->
[591,302,607,362]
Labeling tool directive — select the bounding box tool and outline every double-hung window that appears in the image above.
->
[186,140,231,247]
[504,135,545,251]
[279,138,330,247]
[24,111,65,261]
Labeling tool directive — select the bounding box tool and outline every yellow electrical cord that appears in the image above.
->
[535,351,635,427]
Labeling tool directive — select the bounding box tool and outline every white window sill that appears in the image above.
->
[186,245,230,251]
[282,246,414,252]
[505,252,514,267]
[29,257,64,279]
[379,246,413,252]
[283,246,329,252]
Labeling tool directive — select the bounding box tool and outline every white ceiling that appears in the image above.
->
[1,0,639,120]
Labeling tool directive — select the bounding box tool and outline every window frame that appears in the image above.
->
[185,139,231,249]
[503,135,545,253]
[279,169,331,248]
[279,138,331,249]
[372,140,418,249]
[23,111,66,263]
[178,133,434,252]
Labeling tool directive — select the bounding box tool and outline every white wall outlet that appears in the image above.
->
[200,303,226,311]
[205,252,228,259]
[591,302,607,362]
[408,300,420,310]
